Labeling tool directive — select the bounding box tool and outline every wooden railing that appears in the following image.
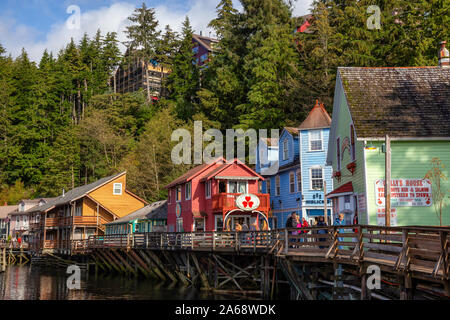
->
[45,216,110,227]
[45,218,58,227]
[81,225,449,280]
[211,193,270,214]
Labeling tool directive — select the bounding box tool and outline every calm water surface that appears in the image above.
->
[0,265,222,300]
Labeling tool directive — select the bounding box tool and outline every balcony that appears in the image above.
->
[212,193,270,215]
[45,218,58,227]
[44,216,110,228]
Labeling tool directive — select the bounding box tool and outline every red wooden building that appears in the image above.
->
[165,158,271,232]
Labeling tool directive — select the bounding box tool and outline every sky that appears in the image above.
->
[0,0,313,62]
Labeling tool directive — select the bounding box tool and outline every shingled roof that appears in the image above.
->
[27,172,126,213]
[339,67,450,138]
[299,100,332,130]
[106,200,167,225]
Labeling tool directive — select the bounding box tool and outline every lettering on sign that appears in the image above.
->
[375,179,432,207]
[236,194,260,211]
[376,207,397,226]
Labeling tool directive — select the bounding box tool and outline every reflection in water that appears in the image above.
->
[0,265,222,300]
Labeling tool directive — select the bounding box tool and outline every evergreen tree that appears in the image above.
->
[166,17,200,120]
[124,2,161,101]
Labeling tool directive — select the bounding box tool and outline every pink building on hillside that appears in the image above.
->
[165,158,271,232]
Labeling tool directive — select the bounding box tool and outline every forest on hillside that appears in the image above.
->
[0,0,448,204]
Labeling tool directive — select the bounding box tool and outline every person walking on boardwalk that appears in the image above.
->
[334,213,345,249]
[317,216,328,249]
[300,217,309,242]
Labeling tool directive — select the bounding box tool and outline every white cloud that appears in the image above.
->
[0,0,313,62]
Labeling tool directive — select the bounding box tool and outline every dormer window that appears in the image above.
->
[113,183,122,195]
[309,130,323,151]
[19,203,25,212]
[283,139,288,160]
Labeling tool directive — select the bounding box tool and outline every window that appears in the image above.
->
[75,205,82,216]
[185,182,191,200]
[275,176,280,196]
[296,169,302,192]
[344,195,351,210]
[336,137,341,170]
[176,186,181,202]
[228,180,247,194]
[309,130,322,151]
[205,180,211,198]
[219,181,226,193]
[113,183,122,195]
[350,124,356,161]
[258,181,263,193]
[311,168,323,190]
[266,179,271,194]
[215,215,224,231]
[283,139,288,160]
[16,216,19,223]
[176,218,183,232]
[289,172,295,193]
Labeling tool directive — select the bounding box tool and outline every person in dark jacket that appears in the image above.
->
[286,212,298,247]
[317,216,328,249]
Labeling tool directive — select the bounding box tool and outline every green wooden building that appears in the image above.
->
[326,66,450,227]
[105,200,167,235]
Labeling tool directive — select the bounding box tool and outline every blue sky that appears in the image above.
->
[0,0,313,62]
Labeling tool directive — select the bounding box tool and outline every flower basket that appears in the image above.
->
[346,161,356,175]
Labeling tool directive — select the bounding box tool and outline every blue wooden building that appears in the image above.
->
[256,101,334,228]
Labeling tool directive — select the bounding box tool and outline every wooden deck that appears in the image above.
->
[73,224,449,282]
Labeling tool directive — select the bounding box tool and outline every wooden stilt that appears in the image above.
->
[99,249,124,273]
[162,251,189,286]
[191,253,210,290]
[146,250,177,283]
[138,250,167,281]
[111,249,138,276]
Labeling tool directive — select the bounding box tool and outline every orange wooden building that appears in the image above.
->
[28,172,147,253]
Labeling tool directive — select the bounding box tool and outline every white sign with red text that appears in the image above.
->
[376,207,397,226]
[375,179,432,207]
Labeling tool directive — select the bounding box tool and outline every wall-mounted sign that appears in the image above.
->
[175,202,182,218]
[376,207,397,226]
[375,179,432,207]
[236,194,260,211]
[357,194,366,213]
[304,192,332,205]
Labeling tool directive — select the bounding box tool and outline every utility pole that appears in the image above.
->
[385,134,391,227]
[324,180,328,224]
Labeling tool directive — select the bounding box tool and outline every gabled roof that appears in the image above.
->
[338,67,450,138]
[10,197,56,216]
[326,182,353,198]
[106,200,167,225]
[0,205,18,219]
[165,158,224,189]
[27,172,127,213]
[299,100,332,130]
[282,127,300,137]
[192,34,219,52]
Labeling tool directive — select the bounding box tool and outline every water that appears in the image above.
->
[0,265,221,300]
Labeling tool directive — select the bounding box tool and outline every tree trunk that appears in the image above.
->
[145,61,151,101]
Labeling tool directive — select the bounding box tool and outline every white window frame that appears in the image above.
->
[185,182,191,200]
[176,186,181,202]
[205,180,211,199]
[309,130,323,151]
[289,172,295,193]
[283,139,289,160]
[266,179,271,194]
[113,183,122,195]
[275,175,280,196]
[310,167,324,190]
[227,180,247,194]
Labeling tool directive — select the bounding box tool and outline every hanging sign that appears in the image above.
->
[175,203,182,218]
[236,194,260,211]
[357,194,366,213]
[375,179,432,207]
[376,208,397,226]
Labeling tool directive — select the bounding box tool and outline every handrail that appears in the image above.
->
[81,225,449,279]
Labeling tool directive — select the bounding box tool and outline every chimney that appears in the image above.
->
[62,188,65,197]
[438,41,449,67]
[200,30,202,36]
